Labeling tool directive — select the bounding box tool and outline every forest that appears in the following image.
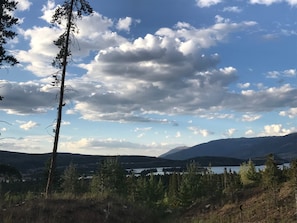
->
[1,154,297,222]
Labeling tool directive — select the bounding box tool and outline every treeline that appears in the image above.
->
[1,154,297,215]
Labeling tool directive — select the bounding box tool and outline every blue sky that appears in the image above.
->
[1,0,297,156]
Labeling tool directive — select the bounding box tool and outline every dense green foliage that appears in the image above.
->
[0,0,19,67]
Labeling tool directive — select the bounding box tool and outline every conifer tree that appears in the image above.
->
[0,0,18,67]
[98,158,127,196]
[45,0,93,198]
[0,0,19,101]
[61,163,78,194]
[179,161,201,206]
[289,159,297,216]
[239,159,259,186]
[262,154,281,206]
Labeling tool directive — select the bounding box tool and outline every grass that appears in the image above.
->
[0,196,164,223]
[1,182,297,223]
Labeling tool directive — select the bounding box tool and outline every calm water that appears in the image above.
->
[129,163,290,175]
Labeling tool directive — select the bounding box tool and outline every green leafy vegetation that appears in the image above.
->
[1,155,297,222]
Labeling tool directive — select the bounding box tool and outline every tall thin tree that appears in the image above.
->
[45,0,92,198]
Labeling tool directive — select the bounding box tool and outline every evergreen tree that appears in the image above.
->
[61,163,78,194]
[0,0,19,67]
[262,154,282,206]
[289,159,297,215]
[98,158,127,196]
[167,172,180,206]
[46,0,93,198]
[179,161,201,206]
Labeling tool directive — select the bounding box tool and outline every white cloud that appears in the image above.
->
[18,9,123,77]
[223,6,242,13]
[283,69,296,76]
[262,124,294,136]
[241,114,261,122]
[60,137,173,156]
[279,107,297,118]
[237,82,250,89]
[266,69,296,78]
[245,129,255,136]
[196,0,222,7]
[224,128,236,137]
[40,0,56,23]
[16,0,32,11]
[116,17,133,32]
[19,120,39,130]
[249,0,297,6]
[249,0,282,5]
[176,131,181,138]
[188,126,213,137]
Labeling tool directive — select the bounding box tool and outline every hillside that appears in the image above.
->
[160,133,297,161]
[0,150,186,175]
[1,182,296,223]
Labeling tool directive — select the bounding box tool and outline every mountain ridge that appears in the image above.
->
[160,133,297,160]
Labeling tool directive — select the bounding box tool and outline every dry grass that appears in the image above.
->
[1,182,296,223]
[179,182,297,223]
[0,196,163,223]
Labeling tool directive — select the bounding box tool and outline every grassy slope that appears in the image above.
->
[0,196,164,223]
[180,182,296,223]
[1,182,296,223]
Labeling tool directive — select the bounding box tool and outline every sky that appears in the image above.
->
[1,0,297,157]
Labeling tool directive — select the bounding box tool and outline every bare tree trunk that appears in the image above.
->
[45,0,74,198]
[295,189,297,219]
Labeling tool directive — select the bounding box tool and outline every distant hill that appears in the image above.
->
[160,133,297,161]
[0,151,187,175]
[159,146,188,158]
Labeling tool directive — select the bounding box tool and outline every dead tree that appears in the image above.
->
[45,0,92,198]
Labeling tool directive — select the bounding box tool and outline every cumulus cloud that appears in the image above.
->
[224,128,236,137]
[19,120,39,130]
[196,0,222,7]
[116,17,133,32]
[17,5,123,77]
[266,69,296,78]
[5,8,294,128]
[279,107,297,118]
[188,126,213,137]
[245,129,255,136]
[237,82,250,89]
[261,124,294,136]
[0,80,55,115]
[16,0,32,11]
[225,84,297,112]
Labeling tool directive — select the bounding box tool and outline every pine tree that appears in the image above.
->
[98,158,127,196]
[45,0,93,198]
[262,154,281,206]
[0,0,18,67]
[289,159,297,216]
[179,161,201,206]
[0,0,19,101]
[61,163,78,195]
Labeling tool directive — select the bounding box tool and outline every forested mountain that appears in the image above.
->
[160,133,297,160]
